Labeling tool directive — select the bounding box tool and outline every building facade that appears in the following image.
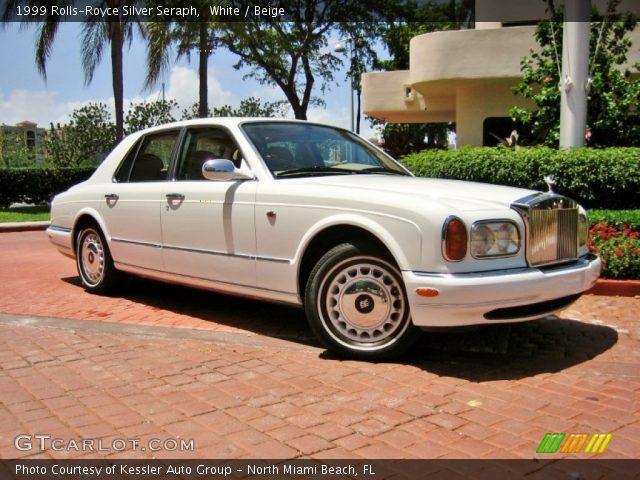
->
[362,0,640,147]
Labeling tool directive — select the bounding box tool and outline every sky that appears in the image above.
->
[0,23,380,139]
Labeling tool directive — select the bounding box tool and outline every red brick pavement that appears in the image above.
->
[0,231,639,459]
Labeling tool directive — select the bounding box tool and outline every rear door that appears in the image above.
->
[100,130,180,271]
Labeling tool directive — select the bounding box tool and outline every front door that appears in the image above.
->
[160,127,257,286]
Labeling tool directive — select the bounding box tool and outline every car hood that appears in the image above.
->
[300,175,537,212]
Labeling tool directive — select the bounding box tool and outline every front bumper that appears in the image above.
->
[403,255,601,327]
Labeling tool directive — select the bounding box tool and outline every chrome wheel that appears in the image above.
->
[74,223,122,295]
[79,229,105,286]
[317,256,410,351]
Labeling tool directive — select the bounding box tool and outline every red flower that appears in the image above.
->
[630,232,639,239]
[599,231,609,239]
[633,249,640,255]
[615,249,623,257]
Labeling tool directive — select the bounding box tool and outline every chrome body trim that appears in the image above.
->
[48,225,72,233]
[114,260,301,306]
[111,237,162,249]
[110,236,291,264]
[411,255,597,279]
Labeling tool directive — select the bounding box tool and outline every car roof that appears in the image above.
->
[132,117,330,136]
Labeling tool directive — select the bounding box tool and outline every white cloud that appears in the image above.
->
[0,89,88,127]
[158,65,236,111]
[0,65,237,128]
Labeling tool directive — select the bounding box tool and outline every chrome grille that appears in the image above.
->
[528,208,578,266]
[512,193,580,268]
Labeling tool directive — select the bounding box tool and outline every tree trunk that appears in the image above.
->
[198,22,209,118]
[110,21,124,143]
[356,87,361,134]
[291,103,307,120]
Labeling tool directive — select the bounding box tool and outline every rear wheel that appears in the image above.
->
[76,224,121,294]
[304,242,419,359]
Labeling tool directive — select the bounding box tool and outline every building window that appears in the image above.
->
[26,131,36,148]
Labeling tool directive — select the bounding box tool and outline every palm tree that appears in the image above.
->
[1,0,144,143]
[145,3,217,118]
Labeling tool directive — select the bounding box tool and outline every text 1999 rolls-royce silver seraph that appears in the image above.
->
[47,118,601,359]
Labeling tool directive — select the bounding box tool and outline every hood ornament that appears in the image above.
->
[544,175,556,194]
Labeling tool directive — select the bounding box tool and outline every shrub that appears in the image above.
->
[401,146,640,210]
[589,222,640,279]
[0,166,95,208]
[44,103,116,167]
[589,210,640,231]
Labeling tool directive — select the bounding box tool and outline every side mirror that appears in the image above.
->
[202,159,252,181]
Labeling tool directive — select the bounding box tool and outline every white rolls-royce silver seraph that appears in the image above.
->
[47,119,601,359]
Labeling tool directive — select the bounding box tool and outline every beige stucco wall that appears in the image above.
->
[362,71,455,124]
[409,26,537,88]
[454,79,534,147]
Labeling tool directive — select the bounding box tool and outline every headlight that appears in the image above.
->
[470,221,520,258]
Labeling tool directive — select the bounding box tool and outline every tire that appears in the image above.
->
[304,242,419,359]
[75,224,121,294]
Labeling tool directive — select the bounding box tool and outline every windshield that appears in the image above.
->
[241,122,410,178]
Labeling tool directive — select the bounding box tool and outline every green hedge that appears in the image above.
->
[0,167,96,208]
[402,147,640,210]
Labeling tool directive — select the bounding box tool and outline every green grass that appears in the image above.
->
[0,205,50,223]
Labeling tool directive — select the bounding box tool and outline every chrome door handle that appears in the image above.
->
[104,194,119,200]
[165,193,185,200]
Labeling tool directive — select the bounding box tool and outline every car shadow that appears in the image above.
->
[62,274,318,348]
[63,275,618,381]
[327,317,618,382]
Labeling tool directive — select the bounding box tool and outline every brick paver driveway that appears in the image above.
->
[0,231,638,459]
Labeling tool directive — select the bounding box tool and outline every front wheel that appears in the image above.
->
[76,224,121,294]
[304,243,419,359]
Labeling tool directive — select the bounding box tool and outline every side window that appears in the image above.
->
[114,140,140,182]
[176,128,241,181]
[115,131,178,183]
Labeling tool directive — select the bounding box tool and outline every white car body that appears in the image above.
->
[47,118,601,358]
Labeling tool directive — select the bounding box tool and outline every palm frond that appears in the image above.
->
[144,21,173,90]
[35,20,61,81]
[81,21,107,86]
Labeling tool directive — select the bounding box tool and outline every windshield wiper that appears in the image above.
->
[276,166,357,177]
[358,166,409,175]
[275,165,409,178]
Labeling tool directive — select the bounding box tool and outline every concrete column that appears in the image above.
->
[559,0,591,148]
